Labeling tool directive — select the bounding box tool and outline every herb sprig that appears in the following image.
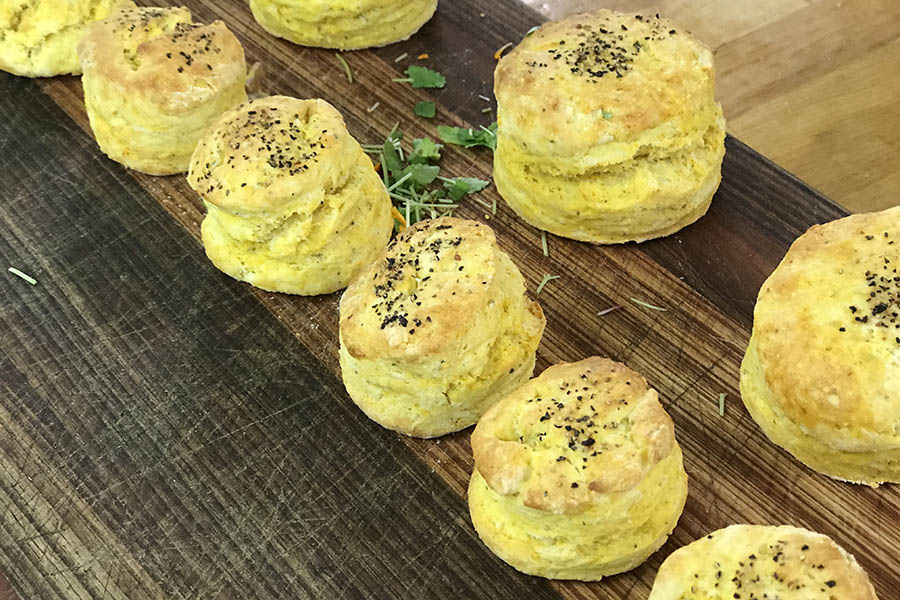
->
[437,123,498,150]
[362,127,490,231]
[393,65,446,89]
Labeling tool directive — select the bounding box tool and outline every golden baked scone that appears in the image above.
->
[249,0,437,50]
[78,6,248,175]
[494,10,725,244]
[649,524,878,599]
[189,95,393,296]
[339,217,545,438]
[741,207,900,486]
[0,0,132,77]
[469,357,687,580]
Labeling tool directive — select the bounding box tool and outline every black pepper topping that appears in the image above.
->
[527,13,674,81]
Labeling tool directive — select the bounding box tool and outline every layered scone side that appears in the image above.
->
[78,7,248,175]
[189,96,393,295]
[249,0,437,50]
[494,10,725,243]
[741,207,900,486]
[649,524,879,600]
[0,0,133,77]
[469,357,688,580]
[339,217,545,438]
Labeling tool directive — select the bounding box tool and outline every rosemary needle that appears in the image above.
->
[536,274,559,295]
[7,267,36,285]
[334,53,353,83]
[630,297,667,312]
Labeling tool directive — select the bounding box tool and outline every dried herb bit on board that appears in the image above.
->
[7,267,37,285]
[334,53,353,83]
[536,274,560,295]
[630,297,667,312]
[393,65,446,89]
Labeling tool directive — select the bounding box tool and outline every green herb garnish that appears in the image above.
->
[415,101,436,118]
[541,231,549,257]
[440,177,490,201]
[718,393,726,417]
[536,274,560,295]
[7,267,36,285]
[363,128,490,230]
[409,138,443,164]
[399,164,440,188]
[334,53,353,83]
[630,297,667,312]
[437,122,497,150]
[393,65,446,89]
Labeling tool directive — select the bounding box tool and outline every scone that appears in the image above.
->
[741,207,900,486]
[78,6,248,175]
[493,10,725,244]
[469,357,688,580]
[649,524,878,599]
[249,0,437,50]
[0,0,132,77]
[189,96,392,295]
[339,217,545,438]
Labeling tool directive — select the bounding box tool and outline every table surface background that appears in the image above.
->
[523,0,900,215]
[1,1,898,599]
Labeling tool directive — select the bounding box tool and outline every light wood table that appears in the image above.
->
[522,0,900,214]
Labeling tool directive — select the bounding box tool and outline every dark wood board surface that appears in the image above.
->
[1,1,896,599]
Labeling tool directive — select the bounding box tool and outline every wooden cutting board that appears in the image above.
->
[1,1,897,598]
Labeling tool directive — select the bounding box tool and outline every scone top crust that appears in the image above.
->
[651,524,878,600]
[189,96,358,212]
[78,6,246,112]
[340,217,503,361]
[495,10,714,154]
[472,357,676,514]
[754,207,900,450]
[0,0,134,76]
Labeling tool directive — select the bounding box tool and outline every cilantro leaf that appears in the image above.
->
[409,138,443,164]
[395,65,446,89]
[399,164,440,189]
[437,122,498,150]
[414,101,436,118]
[443,177,490,201]
[381,139,402,175]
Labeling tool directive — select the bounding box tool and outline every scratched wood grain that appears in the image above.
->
[0,0,897,599]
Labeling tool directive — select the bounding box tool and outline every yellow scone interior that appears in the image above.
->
[339,217,545,438]
[741,206,900,486]
[0,0,133,77]
[649,524,879,599]
[77,6,248,175]
[469,357,688,580]
[493,10,725,244]
[188,95,393,296]
[249,0,438,50]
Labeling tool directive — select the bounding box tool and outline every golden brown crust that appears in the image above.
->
[0,0,134,77]
[78,6,246,113]
[649,524,878,599]
[472,357,677,514]
[189,96,355,212]
[495,10,715,157]
[750,207,900,453]
[340,217,511,361]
